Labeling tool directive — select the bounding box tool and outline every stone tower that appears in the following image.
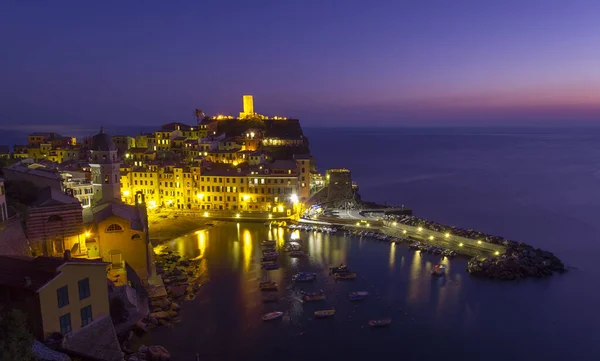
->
[89,127,121,206]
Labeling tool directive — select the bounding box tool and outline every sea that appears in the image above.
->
[2,126,599,360]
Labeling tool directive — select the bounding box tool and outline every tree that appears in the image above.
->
[0,309,35,361]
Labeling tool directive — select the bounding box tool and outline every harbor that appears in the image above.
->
[133,221,583,361]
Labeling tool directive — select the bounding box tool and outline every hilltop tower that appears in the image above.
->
[239,95,255,118]
[89,127,121,206]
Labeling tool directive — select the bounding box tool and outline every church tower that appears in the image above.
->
[89,127,121,206]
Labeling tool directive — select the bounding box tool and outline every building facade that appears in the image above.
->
[0,254,110,341]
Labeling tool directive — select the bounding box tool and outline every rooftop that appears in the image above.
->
[0,255,108,292]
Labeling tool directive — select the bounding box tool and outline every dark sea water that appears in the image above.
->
[3,126,599,359]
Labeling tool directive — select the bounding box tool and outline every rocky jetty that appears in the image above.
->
[467,244,566,280]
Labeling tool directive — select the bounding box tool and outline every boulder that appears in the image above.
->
[149,311,170,319]
[169,285,187,298]
[135,321,148,332]
[170,302,180,311]
[139,345,148,354]
[148,317,159,325]
[146,345,171,361]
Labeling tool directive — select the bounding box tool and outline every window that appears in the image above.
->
[57,286,69,308]
[78,278,90,300]
[131,234,141,240]
[60,313,72,334]
[106,224,123,232]
[80,305,93,327]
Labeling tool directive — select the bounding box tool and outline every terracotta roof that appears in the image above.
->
[0,255,108,292]
[29,187,82,207]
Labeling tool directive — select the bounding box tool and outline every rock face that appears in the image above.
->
[467,245,566,279]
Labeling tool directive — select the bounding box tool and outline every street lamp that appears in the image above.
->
[290,194,299,204]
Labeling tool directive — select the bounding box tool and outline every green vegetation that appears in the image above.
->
[0,309,36,361]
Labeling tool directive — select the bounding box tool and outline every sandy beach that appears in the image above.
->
[147,212,211,244]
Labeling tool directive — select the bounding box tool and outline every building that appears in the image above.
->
[111,135,135,156]
[0,145,10,159]
[0,253,110,341]
[84,128,153,280]
[89,128,121,206]
[22,187,84,257]
[294,154,311,202]
[325,168,354,205]
[239,95,254,118]
[2,162,64,190]
[62,172,94,208]
[0,178,7,222]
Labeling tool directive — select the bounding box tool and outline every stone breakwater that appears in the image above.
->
[379,213,567,279]
[467,244,566,280]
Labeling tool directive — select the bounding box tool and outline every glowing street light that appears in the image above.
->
[392,222,397,226]
[84,231,90,238]
[236,213,240,218]
[290,194,299,204]
[122,190,130,197]
[444,233,450,238]
[429,236,434,240]
[203,212,209,217]
[477,240,482,245]
[402,230,407,234]
[459,243,464,247]
[494,251,500,256]
[417,227,423,232]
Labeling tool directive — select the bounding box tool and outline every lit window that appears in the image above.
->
[106,224,123,232]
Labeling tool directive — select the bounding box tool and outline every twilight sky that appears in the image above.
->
[1,0,599,127]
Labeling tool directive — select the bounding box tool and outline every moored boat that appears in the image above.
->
[289,250,305,257]
[259,281,278,291]
[348,291,369,301]
[303,290,325,301]
[261,240,276,246]
[262,311,284,321]
[368,318,392,327]
[314,309,335,318]
[334,273,357,280]
[431,264,447,277]
[292,272,317,282]
[262,263,279,270]
[329,264,350,274]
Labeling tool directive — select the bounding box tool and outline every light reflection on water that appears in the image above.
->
[150,223,578,361]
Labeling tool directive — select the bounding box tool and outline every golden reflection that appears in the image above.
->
[196,231,207,259]
[232,241,240,270]
[407,251,424,304]
[277,227,285,247]
[389,243,396,270]
[242,229,252,272]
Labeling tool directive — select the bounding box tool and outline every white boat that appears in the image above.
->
[262,311,284,321]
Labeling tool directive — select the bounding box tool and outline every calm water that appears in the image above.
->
[4,126,600,359]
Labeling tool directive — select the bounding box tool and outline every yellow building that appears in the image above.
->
[239,94,255,118]
[0,254,110,341]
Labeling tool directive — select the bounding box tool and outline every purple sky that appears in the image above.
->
[1,0,599,127]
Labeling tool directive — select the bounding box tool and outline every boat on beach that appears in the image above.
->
[368,318,392,327]
[431,264,447,277]
[334,273,357,280]
[348,291,369,301]
[262,311,284,321]
[259,281,278,291]
[314,309,335,318]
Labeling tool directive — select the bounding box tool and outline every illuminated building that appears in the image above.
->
[89,128,121,206]
[239,95,254,118]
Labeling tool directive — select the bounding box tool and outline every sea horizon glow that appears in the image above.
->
[1,0,599,127]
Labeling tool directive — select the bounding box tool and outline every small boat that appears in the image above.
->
[368,318,392,327]
[206,223,215,227]
[431,264,447,277]
[289,251,305,257]
[262,311,284,321]
[262,263,279,270]
[329,264,351,274]
[314,309,335,318]
[262,249,278,255]
[303,291,325,302]
[348,291,369,301]
[259,281,278,291]
[334,273,357,280]
[292,272,316,282]
[262,294,279,303]
[261,240,276,246]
